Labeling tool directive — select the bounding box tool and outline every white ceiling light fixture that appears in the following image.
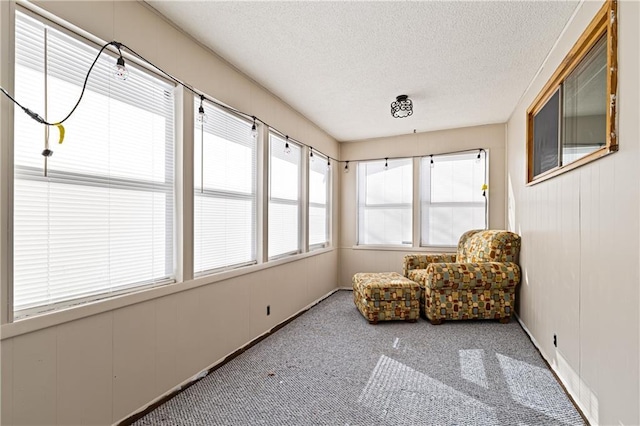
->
[391,95,413,118]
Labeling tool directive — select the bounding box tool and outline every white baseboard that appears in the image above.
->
[514,313,594,425]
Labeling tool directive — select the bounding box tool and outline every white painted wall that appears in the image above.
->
[506,1,640,425]
[0,1,339,425]
[1,254,339,425]
[338,123,506,286]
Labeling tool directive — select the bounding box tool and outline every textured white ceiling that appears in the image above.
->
[147,1,580,142]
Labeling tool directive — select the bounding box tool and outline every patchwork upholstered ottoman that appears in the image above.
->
[352,272,421,324]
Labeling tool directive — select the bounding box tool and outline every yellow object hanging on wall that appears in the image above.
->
[55,123,65,144]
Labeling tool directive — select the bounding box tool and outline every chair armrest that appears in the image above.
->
[402,253,457,277]
[425,262,521,289]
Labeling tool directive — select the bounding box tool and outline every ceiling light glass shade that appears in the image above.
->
[391,95,413,118]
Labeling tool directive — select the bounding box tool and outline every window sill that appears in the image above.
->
[0,246,335,340]
[526,146,616,186]
[349,245,456,253]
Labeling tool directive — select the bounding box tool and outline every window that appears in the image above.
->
[357,158,412,245]
[269,133,301,258]
[194,100,256,275]
[527,0,617,184]
[309,153,330,249]
[421,152,487,247]
[13,11,175,314]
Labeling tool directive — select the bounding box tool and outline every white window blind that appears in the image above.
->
[309,153,330,249]
[13,12,175,314]
[357,158,413,245]
[421,151,487,247]
[269,133,301,258]
[194,100,256,274]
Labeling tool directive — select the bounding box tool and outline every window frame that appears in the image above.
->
[193,98,258,276]
[308,151,331,251]
[526,0,617,185]
[267,131,303,259]
[419,151,488,248]
[11,9,177,318]
[356,158,413,247]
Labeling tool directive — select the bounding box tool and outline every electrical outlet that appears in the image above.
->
[553,334,557,348]
[267,305,270,316]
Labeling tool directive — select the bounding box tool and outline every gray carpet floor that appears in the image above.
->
[133,290,585,426]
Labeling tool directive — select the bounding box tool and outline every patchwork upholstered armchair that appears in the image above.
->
[403,230,521,325]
